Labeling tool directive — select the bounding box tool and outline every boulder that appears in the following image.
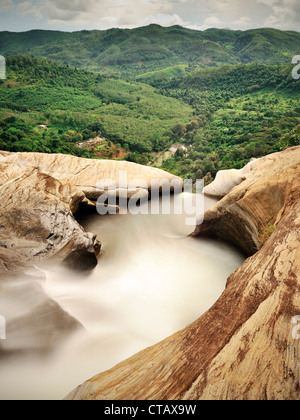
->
[65,146,300,400]
[0,151,181,276]
[203,159,256,199]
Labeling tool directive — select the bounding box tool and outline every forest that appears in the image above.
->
[0,55,193,162]
[1,25,300,78]
[157,63,300,182]
[0,25,299,182]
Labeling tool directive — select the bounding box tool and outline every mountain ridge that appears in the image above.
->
[1,25,299,77]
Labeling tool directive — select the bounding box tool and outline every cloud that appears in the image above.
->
[43,0,98,24]
[43,0,174,28]
[143,13,185,27]
[189,0,300,30]
[17,1,43,18]
[257,0,300,29]
[0,0,14,11]
[201,16,223,29]
[233,16,251,27]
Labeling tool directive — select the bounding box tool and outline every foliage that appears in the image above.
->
[0,27,299,180]
[1,26,300,78]
[0,56,193,156]
[158,64,300,181]
[258,224,277,249]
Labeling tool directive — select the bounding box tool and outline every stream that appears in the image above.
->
[0,194,245,400]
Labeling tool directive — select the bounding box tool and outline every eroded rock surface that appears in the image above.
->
[203,159,256,199]
[194,146,300,256]
[65,146,300,401]
[0,151,180,276]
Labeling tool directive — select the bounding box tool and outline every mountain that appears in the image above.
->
[156,63,300,181]
[0,25,299,77]
[0,26,299,181]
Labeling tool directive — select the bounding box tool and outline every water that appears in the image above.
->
[0,194,245,400]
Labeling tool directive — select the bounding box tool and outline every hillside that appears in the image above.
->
[0,56,299,179]
[156,64,300,182]
[0,25,299,78]
[0,25,299,180]
[0,55,193,161]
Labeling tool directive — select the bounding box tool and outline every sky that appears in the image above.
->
[0,0,299,33]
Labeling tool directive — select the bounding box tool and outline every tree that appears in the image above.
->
[204,172,213,186]
[186,120,199,131]
[172,123,186,140]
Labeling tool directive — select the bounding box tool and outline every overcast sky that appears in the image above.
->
[0,0,299,32]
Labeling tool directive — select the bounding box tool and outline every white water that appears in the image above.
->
[0,194,245,400]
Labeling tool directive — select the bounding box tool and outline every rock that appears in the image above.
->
[0,272,83,357]
[203,159,256,198]
[0,151,181,276]
[194,147,300,256]
[65,146,300,400]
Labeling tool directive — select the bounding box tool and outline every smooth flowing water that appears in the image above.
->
[0,194,245,400]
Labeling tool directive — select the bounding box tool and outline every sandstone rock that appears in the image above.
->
[203,159,256,198]
[194,147,300,256]
[65,146,300,401]
[0,151,181,276]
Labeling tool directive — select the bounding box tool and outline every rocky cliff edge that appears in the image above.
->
[65,146,300,400]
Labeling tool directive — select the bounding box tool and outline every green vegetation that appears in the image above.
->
[0,25,299,180]
[157,64,300,181]
[258,224,277,249]
[0,55,193,161]
[136,65,188,85]
[1,26,299,78]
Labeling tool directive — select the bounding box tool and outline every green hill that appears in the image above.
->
[0,55,193,160]
[157,63,300,182]
[0,25,299,180]
[0,25,299,78]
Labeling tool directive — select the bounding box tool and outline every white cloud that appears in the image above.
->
[202,16,223,29]
[17,1,43,18]
[188,0,300,31]
[257,0,300,29]
[43,0,174,28]
[233,16,251,28]
[43,0,96,23]
[143,13,185,27]
[0,0,14,11]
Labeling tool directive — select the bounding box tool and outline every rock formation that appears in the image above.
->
[65,146,300,400]
[0,151,180,276]
[203,159,256,199]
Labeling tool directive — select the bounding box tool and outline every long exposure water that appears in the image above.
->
[0,194,245,400]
